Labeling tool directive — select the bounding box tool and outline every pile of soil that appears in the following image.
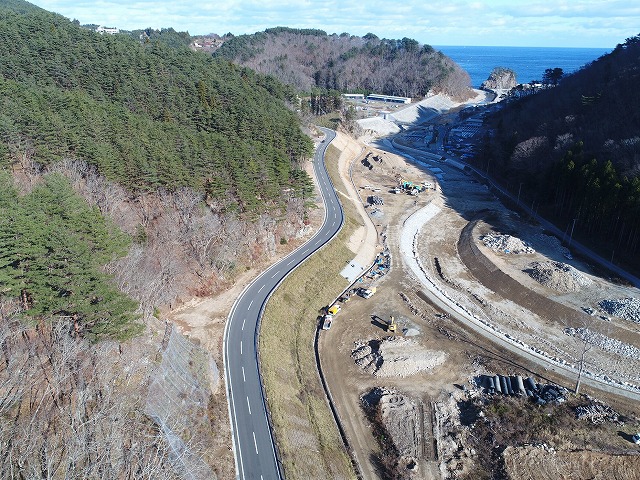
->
[351,337,446,377]
[481,232,535,254]
[524,261,592,292]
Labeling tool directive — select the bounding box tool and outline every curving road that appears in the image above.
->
[223,127,343,479]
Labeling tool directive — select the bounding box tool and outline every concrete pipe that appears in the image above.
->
[500,376,508,395]
[515,376,526,395]
[525,377,536,392]
[504,376,514,395]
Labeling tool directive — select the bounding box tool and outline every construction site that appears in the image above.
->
[316,96,640,479]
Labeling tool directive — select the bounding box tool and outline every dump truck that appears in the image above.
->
[327,305,341,315]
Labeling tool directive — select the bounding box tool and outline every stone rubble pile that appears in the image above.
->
[481,232,535,254]
[524,261,592,292]
[563,327,640,360]
[574,403,620,424]
[598,298,640,323]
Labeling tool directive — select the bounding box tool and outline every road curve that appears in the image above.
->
[223,127,343,479]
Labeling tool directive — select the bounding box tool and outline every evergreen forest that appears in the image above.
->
[0,3,314,211]
[0,172,141,340]
[476,35,640,273]
[0,0,315,340]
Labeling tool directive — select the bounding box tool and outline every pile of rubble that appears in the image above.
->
[524,261,592,292]
[575,403,620,425]
[574,402,621,425]
[598,298,640,323]
[482,232,535,254]
[564,327,640,360]
[367,195,384,206]
[351,337,446,377]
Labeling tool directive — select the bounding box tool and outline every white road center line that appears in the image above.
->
[271,271,279,278]
[258,284,265,293]
[242,366,246,382]
[242,318,246,330]
[240,341,243,355]
[246,396,251,415]
[253,431,258,454]
[249,299,254,309]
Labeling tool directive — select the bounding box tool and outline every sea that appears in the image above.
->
[435,45,611,88]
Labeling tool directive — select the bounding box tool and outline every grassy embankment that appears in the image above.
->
[260,141,362,479]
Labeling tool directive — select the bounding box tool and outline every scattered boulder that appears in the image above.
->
[351,337,446,377]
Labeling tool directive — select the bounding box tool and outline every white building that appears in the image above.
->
[96,26,119,35]
[366,94,411,104]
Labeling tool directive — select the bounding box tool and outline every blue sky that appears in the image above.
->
[30,0,640,48]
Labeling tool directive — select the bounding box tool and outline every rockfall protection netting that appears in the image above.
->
[145,327,217,480]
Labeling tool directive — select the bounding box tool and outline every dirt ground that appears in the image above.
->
[318,123,640,479]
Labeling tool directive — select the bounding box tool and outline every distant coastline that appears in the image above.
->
[436,45,611,88]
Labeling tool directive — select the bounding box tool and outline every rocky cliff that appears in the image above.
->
[481,67,517,90]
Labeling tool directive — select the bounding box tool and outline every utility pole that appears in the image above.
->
[568,218,577,248]
[517,182,523,205]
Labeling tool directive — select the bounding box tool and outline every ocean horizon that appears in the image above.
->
[435,45,612,88]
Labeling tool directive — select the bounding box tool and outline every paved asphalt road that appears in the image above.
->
[223,127,342,479]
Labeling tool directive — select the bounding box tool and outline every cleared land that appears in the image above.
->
[317,98,640,479]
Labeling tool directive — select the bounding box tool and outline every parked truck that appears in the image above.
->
[358,287,377,299]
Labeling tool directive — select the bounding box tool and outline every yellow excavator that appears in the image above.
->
[387,316,397,333]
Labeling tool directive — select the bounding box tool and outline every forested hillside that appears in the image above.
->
[0,6,313,211]
[476,35,640,272]
[0,2,318,477]
[213,27,472,100]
